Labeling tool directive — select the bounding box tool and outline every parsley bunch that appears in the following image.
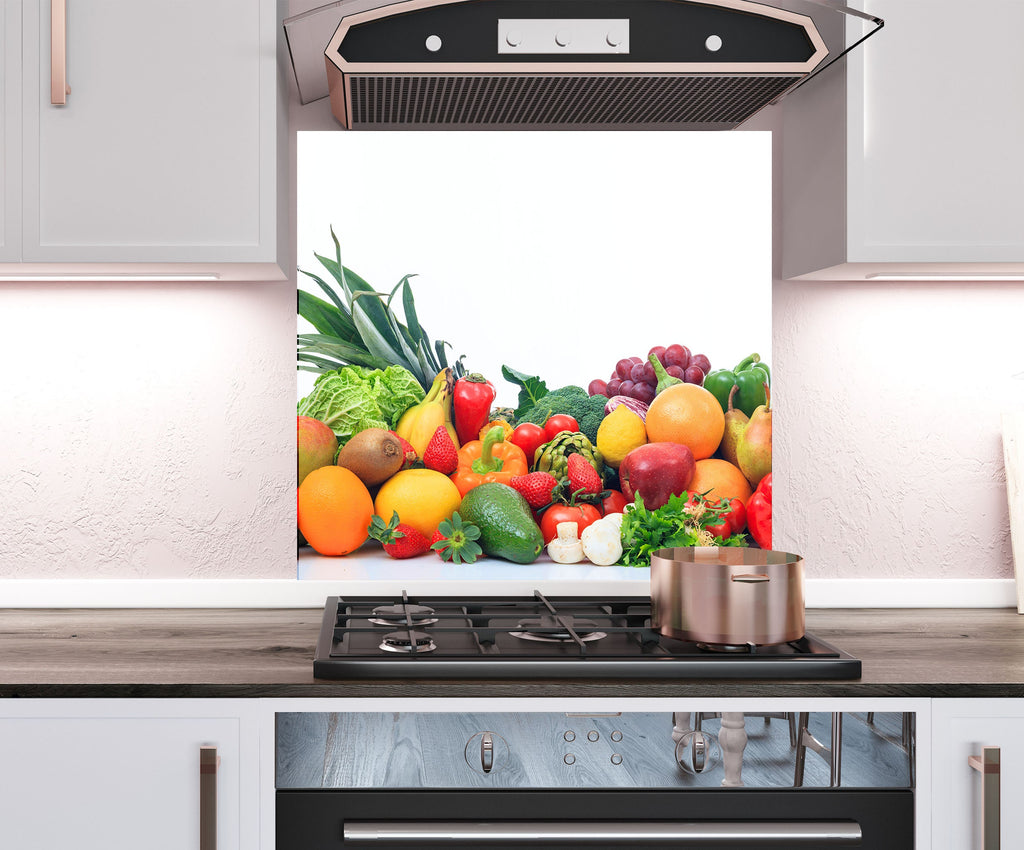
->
[619,492,747,567]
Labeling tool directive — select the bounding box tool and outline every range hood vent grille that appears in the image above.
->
[347,73,802,127]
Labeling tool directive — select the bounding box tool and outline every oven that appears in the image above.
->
[276,710,916,849]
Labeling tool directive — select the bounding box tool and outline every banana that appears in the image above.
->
[395,368,459,457]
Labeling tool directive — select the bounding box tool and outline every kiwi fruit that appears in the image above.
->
[336,428,406,487]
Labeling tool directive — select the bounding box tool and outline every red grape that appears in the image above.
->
[615,358,634,380]
[632,382,656,404]
[619,380,636,396]
[664,344,691,369]
[690,353,711,374]
[665,365,686,380]
[588,379,608,397]
[683,365,705,384]
[606,378,622,397]
[609,370,618,381]
[641,361,657,385]
[648,345,667,365]
[629,356,643,364]
[629,362,646,383]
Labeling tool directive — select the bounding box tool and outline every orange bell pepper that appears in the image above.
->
[450,426,529,496]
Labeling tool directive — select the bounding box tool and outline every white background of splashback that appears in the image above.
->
[296,131,772,406]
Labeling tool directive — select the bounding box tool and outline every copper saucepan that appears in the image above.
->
[650,546,805,646]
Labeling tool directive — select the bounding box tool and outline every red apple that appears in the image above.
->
[619,442,696,510]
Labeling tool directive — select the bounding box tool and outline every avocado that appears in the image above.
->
[458,483,544,564]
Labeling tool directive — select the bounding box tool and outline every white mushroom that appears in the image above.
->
[547,521,585,564]
[581,517,624,566]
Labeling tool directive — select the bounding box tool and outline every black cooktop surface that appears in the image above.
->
[313,592,862,680]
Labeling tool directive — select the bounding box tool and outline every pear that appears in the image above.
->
[737,384,772,488]
[719,385,749,468]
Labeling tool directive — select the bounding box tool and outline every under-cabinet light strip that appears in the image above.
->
[865,273,1024,281]
[0,273,221,281]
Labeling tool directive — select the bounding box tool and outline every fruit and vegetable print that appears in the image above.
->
[296,233,773,568]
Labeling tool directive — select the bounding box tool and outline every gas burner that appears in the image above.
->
[697,642,757,653]
[368,604,439,627]
[380,630,437,654]
[510,616,607,644]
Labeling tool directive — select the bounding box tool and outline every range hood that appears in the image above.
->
[284,0,881,129]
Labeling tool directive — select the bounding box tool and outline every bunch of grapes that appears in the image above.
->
[588,344,711,405]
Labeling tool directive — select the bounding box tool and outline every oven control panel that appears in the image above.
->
[276,711,915,791]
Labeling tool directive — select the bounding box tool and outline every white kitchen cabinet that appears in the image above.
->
[0,699,261,850]
[0,0,19,262]
[0,0,288,280]
[781,0,1024,280]
[931,698,1024,850]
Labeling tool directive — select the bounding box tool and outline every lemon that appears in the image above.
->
[373,468,462,539]
[596,405,648,469]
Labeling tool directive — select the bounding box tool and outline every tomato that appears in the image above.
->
[540,503,601,544]
[509,422,547,468]
[704,497,747,540]
[600,489,629,516]
[543,414,579,441]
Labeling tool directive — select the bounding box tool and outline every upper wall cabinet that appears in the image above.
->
[782,0,1024,280]
[0,0,288,281]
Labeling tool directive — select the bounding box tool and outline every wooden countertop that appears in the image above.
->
[0,608,1021,698]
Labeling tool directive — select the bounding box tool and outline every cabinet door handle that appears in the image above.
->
[968,746,1000,850]
[50,0,70,104]
[200,746,219,850]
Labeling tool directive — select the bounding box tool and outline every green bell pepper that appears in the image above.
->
[704,354,771,417]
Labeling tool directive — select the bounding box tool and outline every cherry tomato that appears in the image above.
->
[600,489,629,516]
[543,414,579,441]
[704,497,747,540]
[540,503,601,544]
[509,422,547,468]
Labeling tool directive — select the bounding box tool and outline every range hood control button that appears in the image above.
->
[425,34,442,52]
[555,30,572,47]
[505,30,522,47]
[606,32,622,47]
[705,34,723,52]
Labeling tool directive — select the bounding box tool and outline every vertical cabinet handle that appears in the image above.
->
[968,746,1000,850]
[200,746,219,850]
[50,0,70,104]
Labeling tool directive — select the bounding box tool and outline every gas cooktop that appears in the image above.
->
[313,592,861,680]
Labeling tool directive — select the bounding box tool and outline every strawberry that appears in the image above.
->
[430,512,483,564]
[567,453,602,496]
[389,430,418,469]
[510,471,559,509]
[422,426,458,475]
[367,512,430,559]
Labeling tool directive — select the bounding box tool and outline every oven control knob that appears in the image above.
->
[675,730,722,776]
[465,731,509,775]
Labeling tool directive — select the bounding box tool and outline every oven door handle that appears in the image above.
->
[342,820,863,844]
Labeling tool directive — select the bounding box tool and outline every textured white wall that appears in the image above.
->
[0,282,296,579]
[772,278,1020,580]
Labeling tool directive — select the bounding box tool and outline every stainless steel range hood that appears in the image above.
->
[284,0,881,129]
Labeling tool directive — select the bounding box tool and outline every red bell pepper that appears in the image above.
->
[746,473,772,549]
[452,374,497,446]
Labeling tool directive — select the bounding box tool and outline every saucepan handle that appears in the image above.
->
[731,573,770,583]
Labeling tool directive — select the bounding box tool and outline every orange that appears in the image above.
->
[687,458,753,505]
[374,468,462,539]
[645,383,725,460]
[297,466,374,556]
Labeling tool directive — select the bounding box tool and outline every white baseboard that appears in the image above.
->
[0,577,1017,609]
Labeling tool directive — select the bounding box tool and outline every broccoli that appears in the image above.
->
[520,385,608,444]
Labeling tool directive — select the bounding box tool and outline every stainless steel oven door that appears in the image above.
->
[277,788,914,848]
